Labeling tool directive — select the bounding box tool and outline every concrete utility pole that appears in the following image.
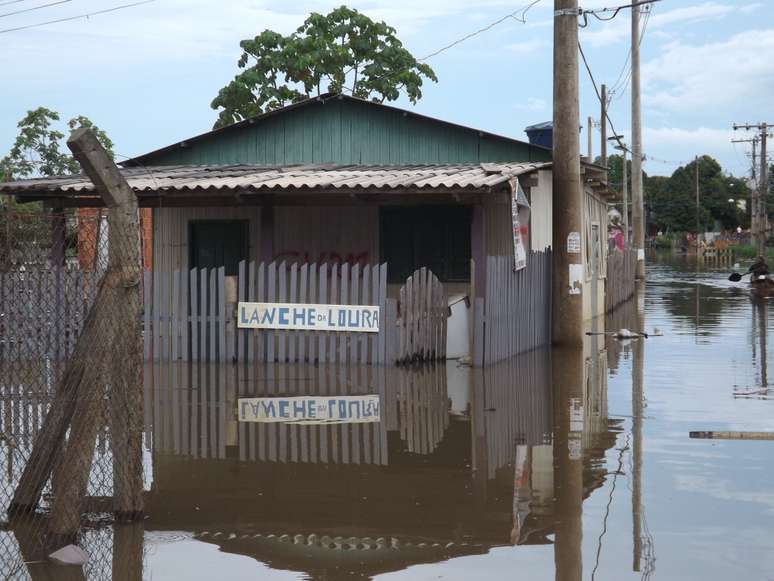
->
[733,136,759,244]
[620,145,629,245]
[631,4,645,279]
[695,156,700,238]
[600,84,608,169]
[552,0,584,346]
[734,123,772,255]
[587,116,593,161]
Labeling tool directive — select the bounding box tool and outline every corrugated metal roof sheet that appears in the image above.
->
[0,163,549,197]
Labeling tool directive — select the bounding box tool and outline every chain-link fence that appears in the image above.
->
[1,207,144,577]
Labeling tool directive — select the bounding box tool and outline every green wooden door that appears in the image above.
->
[189,220,248,275]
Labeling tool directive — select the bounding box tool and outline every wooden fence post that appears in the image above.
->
[9,128,143,539]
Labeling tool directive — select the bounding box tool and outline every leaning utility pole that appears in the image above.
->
[600,84,608,169]
[734,123,772,255]
[552,0,584,346]
[631,4,645,278]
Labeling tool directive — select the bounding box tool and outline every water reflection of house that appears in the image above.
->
[139,342,618,577]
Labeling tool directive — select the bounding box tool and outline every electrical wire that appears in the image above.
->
[0,0,72,19]
[419,0,542,61]
[335,0,543,97]
[610,3,652,101]
[578,38,631,155]
[0,0,154,34]
[0,0,31,7]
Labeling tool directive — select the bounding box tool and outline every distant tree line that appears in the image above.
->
[600,153,756,234]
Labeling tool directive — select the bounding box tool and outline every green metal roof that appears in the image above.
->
[125,94,551,168]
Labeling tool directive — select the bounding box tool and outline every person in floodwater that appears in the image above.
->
[747,255,770,278]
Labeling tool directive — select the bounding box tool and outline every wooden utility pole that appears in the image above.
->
[600,84,608,169]
[631,4,645,279]
[734,123,772,255]
[552,0,584,346]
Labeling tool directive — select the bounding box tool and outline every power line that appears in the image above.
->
[337,0,543,98]
[0,0,32,7]
[578,38,631,156]
[0,0,73,19]
[419,0,543,61]
[609,3,653,101]
[0,0,154,34]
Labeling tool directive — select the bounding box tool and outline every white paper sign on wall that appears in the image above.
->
[567,231,581,254]
[237,302,379,333]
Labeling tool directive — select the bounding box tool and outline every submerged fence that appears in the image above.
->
[478,251,552,366]
[397,268,447,364]
[0,207,144,554]
[143,261,392,367]
[605,248,637,312]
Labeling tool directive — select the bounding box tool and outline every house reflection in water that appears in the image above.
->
[137,341,618,578]
[0,327,621,579]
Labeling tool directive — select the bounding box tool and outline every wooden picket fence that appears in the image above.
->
[478,251,552,366]
[238,261,389,365]
[0,267,99,364]
[605,248,637,312]
[142,261,392,366]
[396,268,447,364]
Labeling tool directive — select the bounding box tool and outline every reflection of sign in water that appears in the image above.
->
[238,302,379,332]
[238,395,380,424]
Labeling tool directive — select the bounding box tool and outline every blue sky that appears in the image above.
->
[0,0,770,177]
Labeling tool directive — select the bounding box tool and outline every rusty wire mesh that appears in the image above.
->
[0,207,145,578]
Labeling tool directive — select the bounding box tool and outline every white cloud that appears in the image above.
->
[581,2,761,48]
[642,28,774,111]
[513,97,547,112]
[643,126,734,150]
[505,38,546,54]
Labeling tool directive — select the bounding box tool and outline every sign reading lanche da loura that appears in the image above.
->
[237,302,379,332]
[238,395,380,424]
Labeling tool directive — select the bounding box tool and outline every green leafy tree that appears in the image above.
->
[645,155,749,233]
[0,108,113,269]
[0,107,113,181]
[211,6,437,128]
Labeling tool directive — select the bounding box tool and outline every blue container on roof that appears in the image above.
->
[524,121,554,149]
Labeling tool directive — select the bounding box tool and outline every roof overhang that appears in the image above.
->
[0,162,550,208]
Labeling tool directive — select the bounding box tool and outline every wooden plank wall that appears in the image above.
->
[481,250,552,366]
[396,268,447,364]
[605,248,637,312]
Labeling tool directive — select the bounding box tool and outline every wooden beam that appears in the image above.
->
[689,431,774,440]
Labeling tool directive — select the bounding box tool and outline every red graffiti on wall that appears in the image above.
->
[272,250,371,270]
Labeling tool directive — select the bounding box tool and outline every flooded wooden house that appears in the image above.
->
[1,94,612,366]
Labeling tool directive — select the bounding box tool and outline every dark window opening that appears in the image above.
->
[381,206,472,284]
[189,220,248,276]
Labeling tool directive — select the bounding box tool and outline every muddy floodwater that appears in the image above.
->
[4,256,774,580]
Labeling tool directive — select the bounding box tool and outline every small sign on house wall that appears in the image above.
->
[237,302,379,332]
[510,178,530,271]
[238,395,380,424]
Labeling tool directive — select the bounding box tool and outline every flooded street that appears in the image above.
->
[5,256,774,580]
